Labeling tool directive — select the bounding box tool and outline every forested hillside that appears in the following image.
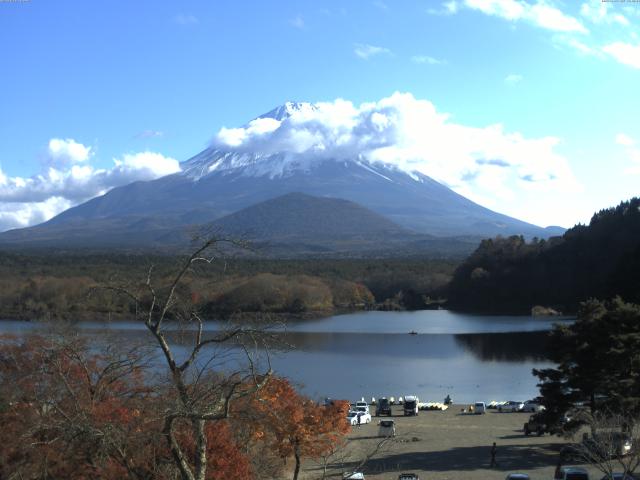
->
[446,198,640,314]
[0,253,455,320]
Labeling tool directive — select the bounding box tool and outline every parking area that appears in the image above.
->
[302,404,601,480]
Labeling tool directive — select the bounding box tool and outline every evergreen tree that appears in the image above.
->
[534,298,640,430]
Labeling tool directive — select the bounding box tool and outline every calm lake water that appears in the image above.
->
[0,310,571,404]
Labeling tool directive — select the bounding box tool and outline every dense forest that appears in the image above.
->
[0,253,456,320]
[446,198,640,314]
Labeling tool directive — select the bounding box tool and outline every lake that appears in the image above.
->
[0,310,570,404]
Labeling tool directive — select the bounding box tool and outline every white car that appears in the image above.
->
[356,401,368,409]
[521,400,545,413]
[355,405,370,415]
[343,473,365,480]
[347,411,372,425]
[498,401,524,412]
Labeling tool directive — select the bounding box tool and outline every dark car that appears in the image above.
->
[376,397,392,416]
[554,466,590,480]
[398,474,420,480]
[523,414,547,436]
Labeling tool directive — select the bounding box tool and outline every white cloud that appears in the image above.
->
[47,138,92,164]
[564,37,597,55]
[411,55,444,65]
[504,73,523,85]
[465,0,526,21]
[602,41,640,69]
[217,117,282,147]
[616,133,635,147]
[135,129,164,139]
[212,92,580,221]
[174,14,198,25]
[0,142,181,231]
[112,151,182,179]
[463,0,588,33]
[616,133,640,175]
[290,15,304,29]
[354,43,391,59]
[427,1,459,15]
[0,197,73,233]
[458,1,640,71]
[580,2,629,26]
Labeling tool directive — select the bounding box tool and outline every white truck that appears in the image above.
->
[403,395,419,416]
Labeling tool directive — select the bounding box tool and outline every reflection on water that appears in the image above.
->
[273,330,549,363]
[263,330,554,402]
[454,331,550,362]
[0,310,565,403]
[279,310,571,334]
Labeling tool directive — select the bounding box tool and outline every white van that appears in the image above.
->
[404,396,419,416]
[474,401,486,414]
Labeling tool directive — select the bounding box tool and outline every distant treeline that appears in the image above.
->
[0,254,456,320]
[446,198,640,314]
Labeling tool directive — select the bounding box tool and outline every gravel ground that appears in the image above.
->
[301,405,601,480]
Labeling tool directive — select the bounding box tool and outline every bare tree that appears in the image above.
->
[311,432,397,479]
[562,409,640,479]
[105,236,274,480]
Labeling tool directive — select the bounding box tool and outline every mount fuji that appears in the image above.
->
[0,102,564,254]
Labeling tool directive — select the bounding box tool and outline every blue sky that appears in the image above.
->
[0,0,639,231]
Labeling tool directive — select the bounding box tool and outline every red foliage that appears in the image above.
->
[0,336,347,479]
[240,377,351,477]
[0,335,247,479]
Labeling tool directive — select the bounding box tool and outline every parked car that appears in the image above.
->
[343,472,365,479]
[505,474,530,480]
[347,411,371,425]
[356,405,370,415]
[521,400,545,412]
[404,396,419,416]
[523,414,548,436]
[376,397,392,416]
[555,466,590,480]
[398,474,420,480]
[356,401,368,410]
[474,402,486,414]
[378,419,396,437]
[498,401,525,412]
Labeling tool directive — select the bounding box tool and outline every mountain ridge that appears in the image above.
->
[0,102,565,253]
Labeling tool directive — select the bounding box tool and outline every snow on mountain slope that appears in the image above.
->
[0,99,567,249]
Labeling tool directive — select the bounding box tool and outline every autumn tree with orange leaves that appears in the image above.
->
[0,237,352,479]
[241,377,351,480]
[0,334,351,479]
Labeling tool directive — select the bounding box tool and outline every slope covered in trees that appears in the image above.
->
[446,198,640,314]
[0,254,455,320]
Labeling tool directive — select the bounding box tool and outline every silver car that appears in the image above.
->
[498,401,525,412]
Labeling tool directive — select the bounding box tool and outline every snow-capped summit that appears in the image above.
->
[180,101,406,181]
[0,102,565,250]
[259,101,318,121]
